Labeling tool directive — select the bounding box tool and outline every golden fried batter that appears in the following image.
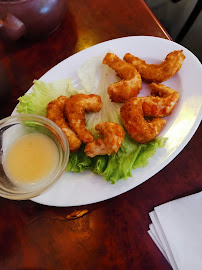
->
[65,94,103,144]
[46,96,82,152]
[124,50,185,83]
[120,98,166,143]
[103,53,142,103]
[140,83,179,117]
[84,122,125,157]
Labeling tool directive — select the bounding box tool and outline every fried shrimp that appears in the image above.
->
[65,94,103,144]
[84,122,125,157]
[120,98,166,143]
[46,96,82,152]
[103,53,142,103]
[124,50,185,83]
[140,83,179,118]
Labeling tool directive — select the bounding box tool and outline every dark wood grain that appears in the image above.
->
[0,0,201,269]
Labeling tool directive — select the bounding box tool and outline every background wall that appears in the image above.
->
[145,0,201,62]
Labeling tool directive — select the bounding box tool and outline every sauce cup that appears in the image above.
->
[0,114,69,200]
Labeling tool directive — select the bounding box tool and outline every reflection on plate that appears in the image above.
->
[15,36,202,207]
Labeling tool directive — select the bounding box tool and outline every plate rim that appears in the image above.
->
[13,35,202,207]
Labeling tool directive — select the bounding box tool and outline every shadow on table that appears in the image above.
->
[0,61,12,104]
[0,192,114,226]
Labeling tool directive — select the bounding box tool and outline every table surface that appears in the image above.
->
[0,0,201,269]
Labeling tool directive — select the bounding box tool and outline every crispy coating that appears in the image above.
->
[103,53,142,103]
[140,83,179,117]
[84,122,125,157]
[46,96,82,152]
[65,94,103,144]
[120,98,166,143]
[124,50,185,83]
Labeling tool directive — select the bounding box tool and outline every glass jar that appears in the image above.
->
[0,0,68,40]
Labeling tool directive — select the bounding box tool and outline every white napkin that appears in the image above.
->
[148,191,202,270]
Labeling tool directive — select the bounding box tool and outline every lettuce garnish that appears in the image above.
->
[17,78,87,116]
[16,58,166,183]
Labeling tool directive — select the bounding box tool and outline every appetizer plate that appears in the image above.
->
[15,36,202,207]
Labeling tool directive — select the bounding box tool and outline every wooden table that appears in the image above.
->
[0,1,201,269]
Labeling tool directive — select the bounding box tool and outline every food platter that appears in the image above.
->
[14,36,202,207]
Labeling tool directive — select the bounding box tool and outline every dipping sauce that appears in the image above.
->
[3,133,59,184]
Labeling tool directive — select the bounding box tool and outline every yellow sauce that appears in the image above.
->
[3,133,59,184]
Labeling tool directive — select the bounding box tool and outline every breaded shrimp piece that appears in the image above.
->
[124,50,185,83]
[120,98,166,143]
[46,96,82,152]
[84,122,125,157]
[103,53,142,103]
[141,83,179,117]
[65,94,103,144]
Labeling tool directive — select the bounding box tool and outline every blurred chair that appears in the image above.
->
[175,0,201,42]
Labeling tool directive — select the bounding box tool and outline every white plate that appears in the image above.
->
[16,36,202,207]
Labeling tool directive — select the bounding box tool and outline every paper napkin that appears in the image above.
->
[148,191,202,270]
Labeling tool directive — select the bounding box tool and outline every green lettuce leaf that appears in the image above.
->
[65,134,166,184]
[17,78,86,116]
[132,137,167,170]
[66,145,92,173]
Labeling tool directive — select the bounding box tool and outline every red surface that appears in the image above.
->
[0,0,201,269]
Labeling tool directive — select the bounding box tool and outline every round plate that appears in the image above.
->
[15,36,202,206]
